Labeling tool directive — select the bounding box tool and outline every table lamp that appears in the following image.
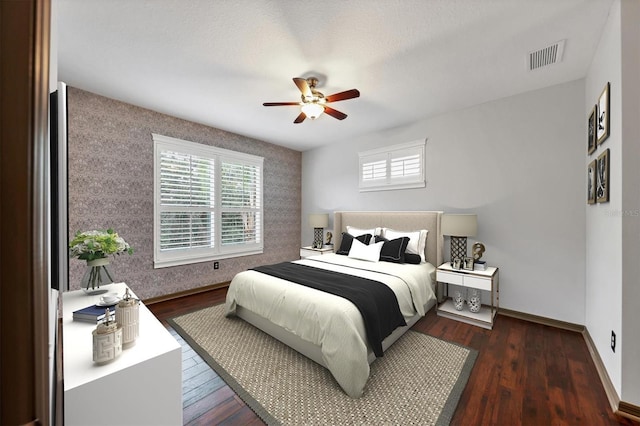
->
[309,213,329,249]
[442,214,477,262]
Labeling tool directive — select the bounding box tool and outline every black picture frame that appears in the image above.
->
[588,105,597,155]
[596,149,610,203]
[587,160,596,205]
[596,82,610,145]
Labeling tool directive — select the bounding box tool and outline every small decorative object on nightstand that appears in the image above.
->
[309,213,329,249]
[453,289,465,311]
[467,289,481,313]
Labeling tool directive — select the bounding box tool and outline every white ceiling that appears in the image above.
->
[57,0,612,152]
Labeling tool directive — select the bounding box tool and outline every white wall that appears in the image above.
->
[620,0,640,406]
[303,79,586,324]
[585,0,623,399]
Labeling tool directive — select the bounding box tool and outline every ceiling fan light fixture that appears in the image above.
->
[301,102,324,120]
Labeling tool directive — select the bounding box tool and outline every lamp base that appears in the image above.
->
[450,236,468,262]
[313,228,324,249]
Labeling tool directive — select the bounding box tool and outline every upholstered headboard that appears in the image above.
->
[333,211,444,267]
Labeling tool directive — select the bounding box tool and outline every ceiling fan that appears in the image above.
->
[263,77,360,124]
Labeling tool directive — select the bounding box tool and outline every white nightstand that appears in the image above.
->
[436,262,499,329]
[300,246,334,259]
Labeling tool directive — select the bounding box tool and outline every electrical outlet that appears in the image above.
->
[611,331,616,353]
[214,261,219,270]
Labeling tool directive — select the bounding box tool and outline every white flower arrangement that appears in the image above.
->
[69,228,133,261]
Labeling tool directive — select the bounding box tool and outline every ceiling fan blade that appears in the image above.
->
[323,106,347,120]
[263,102,300,106]
[293,112,306,124]
[325,89,360,103]
[293,78,312,97]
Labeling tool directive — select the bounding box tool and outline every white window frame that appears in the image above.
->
[358,139,426,192]
[153,133,264,268]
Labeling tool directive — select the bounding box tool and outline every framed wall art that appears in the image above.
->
[596,149,610,203]
[596,82,610,145]
[587,160,596,204]
[588,105,597,155]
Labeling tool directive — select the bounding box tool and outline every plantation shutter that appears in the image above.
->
[159,150,215,251]
[153,134,264,268]
[220,159,262,246]
[358,140,426,192]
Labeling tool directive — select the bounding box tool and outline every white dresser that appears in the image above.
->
[62,283,182,426]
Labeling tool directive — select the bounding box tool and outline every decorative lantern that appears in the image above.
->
[116,288,140,348]
[92,309,122,364]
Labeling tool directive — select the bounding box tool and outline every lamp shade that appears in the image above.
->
[442,214,477,237]
[309,213,329,228]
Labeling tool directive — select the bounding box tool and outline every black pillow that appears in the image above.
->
[404,253,422,264]
[376,236,410,263]
[336,232,372,255]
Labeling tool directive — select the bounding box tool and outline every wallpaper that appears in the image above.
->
[67,87,301,299]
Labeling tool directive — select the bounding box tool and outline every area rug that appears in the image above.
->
[168,304,477,425]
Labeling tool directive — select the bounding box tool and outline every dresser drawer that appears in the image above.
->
[464,275,492,291]
[436,271,463,285]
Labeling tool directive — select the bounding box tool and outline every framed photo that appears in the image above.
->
[596,82,610,145]
[587,160,596,205]
[452,258,462,270]
[596,149,610,203]
[463,257,474,271]
[588,105,597,155]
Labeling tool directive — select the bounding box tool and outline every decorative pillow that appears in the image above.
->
[336,232,372,255]
[382,228,428,262]
[375,236,410,263]
[404,253,422,264]
[348,238,384,262]
[346,226,382,244]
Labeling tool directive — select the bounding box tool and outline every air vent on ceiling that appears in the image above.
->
[528,40,565,71]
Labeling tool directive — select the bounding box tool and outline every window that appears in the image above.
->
[153,134,263,268]
[359,139,426,191]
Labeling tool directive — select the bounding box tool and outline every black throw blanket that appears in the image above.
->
[252,262,406,357]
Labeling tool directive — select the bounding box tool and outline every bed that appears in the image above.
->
[225,211,444,398]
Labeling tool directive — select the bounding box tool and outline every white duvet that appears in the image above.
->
[225,253,436,398]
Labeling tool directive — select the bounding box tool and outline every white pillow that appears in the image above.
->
[383,228,429,262]
[346,226,382,244]
[348,238,384,262]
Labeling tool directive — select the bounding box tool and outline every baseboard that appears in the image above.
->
[498,308,584,333]
[500,308,640,422]
[143,281,230,305]
[618,401,640,422]
[582,328,620,413]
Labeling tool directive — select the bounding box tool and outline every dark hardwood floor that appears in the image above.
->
[148,288,638,426]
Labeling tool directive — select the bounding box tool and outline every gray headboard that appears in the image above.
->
[333,211,444,267]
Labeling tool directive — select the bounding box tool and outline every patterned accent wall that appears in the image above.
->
[67,87,301,299]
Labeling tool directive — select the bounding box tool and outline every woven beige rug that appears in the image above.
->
[169,304,477,426]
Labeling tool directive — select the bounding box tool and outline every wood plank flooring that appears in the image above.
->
[148,288,638,426]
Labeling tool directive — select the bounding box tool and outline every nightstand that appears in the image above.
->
[436,263,499,329]
[300,246,334,259]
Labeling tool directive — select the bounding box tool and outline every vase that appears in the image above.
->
[467,289,481,313]
[81,258,115,295]
[453,289,466,311]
